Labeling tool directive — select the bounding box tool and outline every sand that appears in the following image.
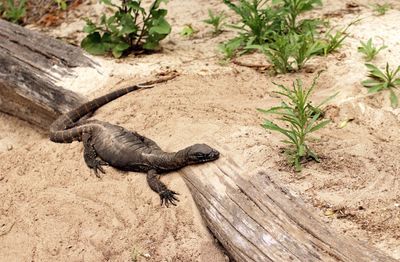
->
[1,0,400,261]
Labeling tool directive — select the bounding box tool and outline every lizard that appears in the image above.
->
[49,76,220,206]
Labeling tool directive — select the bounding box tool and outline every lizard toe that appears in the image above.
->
[160,190,180,207]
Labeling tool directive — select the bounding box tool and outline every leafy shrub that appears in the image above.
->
[222,0,322,48]
[81,0,171,58]
[258,74,335,171]
[252,31,321,73]
[222,0,353,73]
[0,0,26,24]
[357,38,386,62]
[362,63,400,108]
[203,9,226,35]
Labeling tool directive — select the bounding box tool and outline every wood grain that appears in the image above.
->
[181,152,395,262]
[0,19,92,128]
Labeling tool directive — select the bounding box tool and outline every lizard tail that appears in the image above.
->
[50,84,148,134]
[49,72,178,143]
[50,125,88,143]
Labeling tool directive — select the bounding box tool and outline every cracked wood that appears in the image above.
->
[0,19,95,128]
[181,150,395,262]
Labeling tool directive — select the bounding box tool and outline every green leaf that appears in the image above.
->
[149,18,172,35]
[100,0,113,5]
[362,79,383,89]
[119,13,138,36]
[111,42,130,58]
[309,119,330,133]
[316,91,339,108]
[126,1,145,13]
[142,41,159,50]
[390,89,398,108]
[393,78,400,85]
[151,0,169,10]
[366,84,384,93]
[83,20,97,34]
[80,32,109,55]
[365,63,387,80]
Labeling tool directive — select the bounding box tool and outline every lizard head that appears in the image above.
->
[185,144,220,164]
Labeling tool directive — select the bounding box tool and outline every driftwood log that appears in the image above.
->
[0,20,395,262]
[181,153,395,262]
[0,19,93,128]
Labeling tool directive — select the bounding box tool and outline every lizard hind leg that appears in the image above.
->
[82,132,108,178]
[146,170,179,207]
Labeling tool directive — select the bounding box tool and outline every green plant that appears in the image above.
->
[1,0,27,24]
[54,0,68,11]
[357,38,386,62]
[81,0,171,58]
[362,63,400,108]
[258,74,334,171]
[372,3,391,16]
[222,0,354,72]
[276,0,322,31]
[180,24,197,37]
[251,32,321,73]
[253,34,295,73]
[291,32,322,69]
[203,9,226,35]
[222,0,321,50]
[219,37,243,60]
[315,20,355,56]
[223,0,282,46]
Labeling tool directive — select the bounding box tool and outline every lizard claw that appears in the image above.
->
[160,190,180,207]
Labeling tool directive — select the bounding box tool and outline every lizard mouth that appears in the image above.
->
[186,144,220,164]
[208,149,220,160]
[198,149,220,162]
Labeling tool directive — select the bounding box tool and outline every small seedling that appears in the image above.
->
[372,3,391,16]
[180,24,197,37]
[1,0,27,24]
[81,0,171,58]
[258,74,335,171]
[219,37,243,60]
[203,9,226,35]
[357,38,386,62]
[362,63,400,108]
[54,0,68,11]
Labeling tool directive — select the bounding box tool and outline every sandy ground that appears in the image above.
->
[2,0,400,261]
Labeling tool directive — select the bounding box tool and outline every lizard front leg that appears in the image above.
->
[146,169,179,207]
[82,133,108,178]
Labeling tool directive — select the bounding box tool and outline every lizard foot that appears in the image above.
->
[92,159,108,178]
[160,190,180,207]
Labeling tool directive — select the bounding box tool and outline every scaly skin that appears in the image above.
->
[50,82,220,206]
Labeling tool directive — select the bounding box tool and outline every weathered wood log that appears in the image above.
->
[181,151,395,262]
[0,19,95,129]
